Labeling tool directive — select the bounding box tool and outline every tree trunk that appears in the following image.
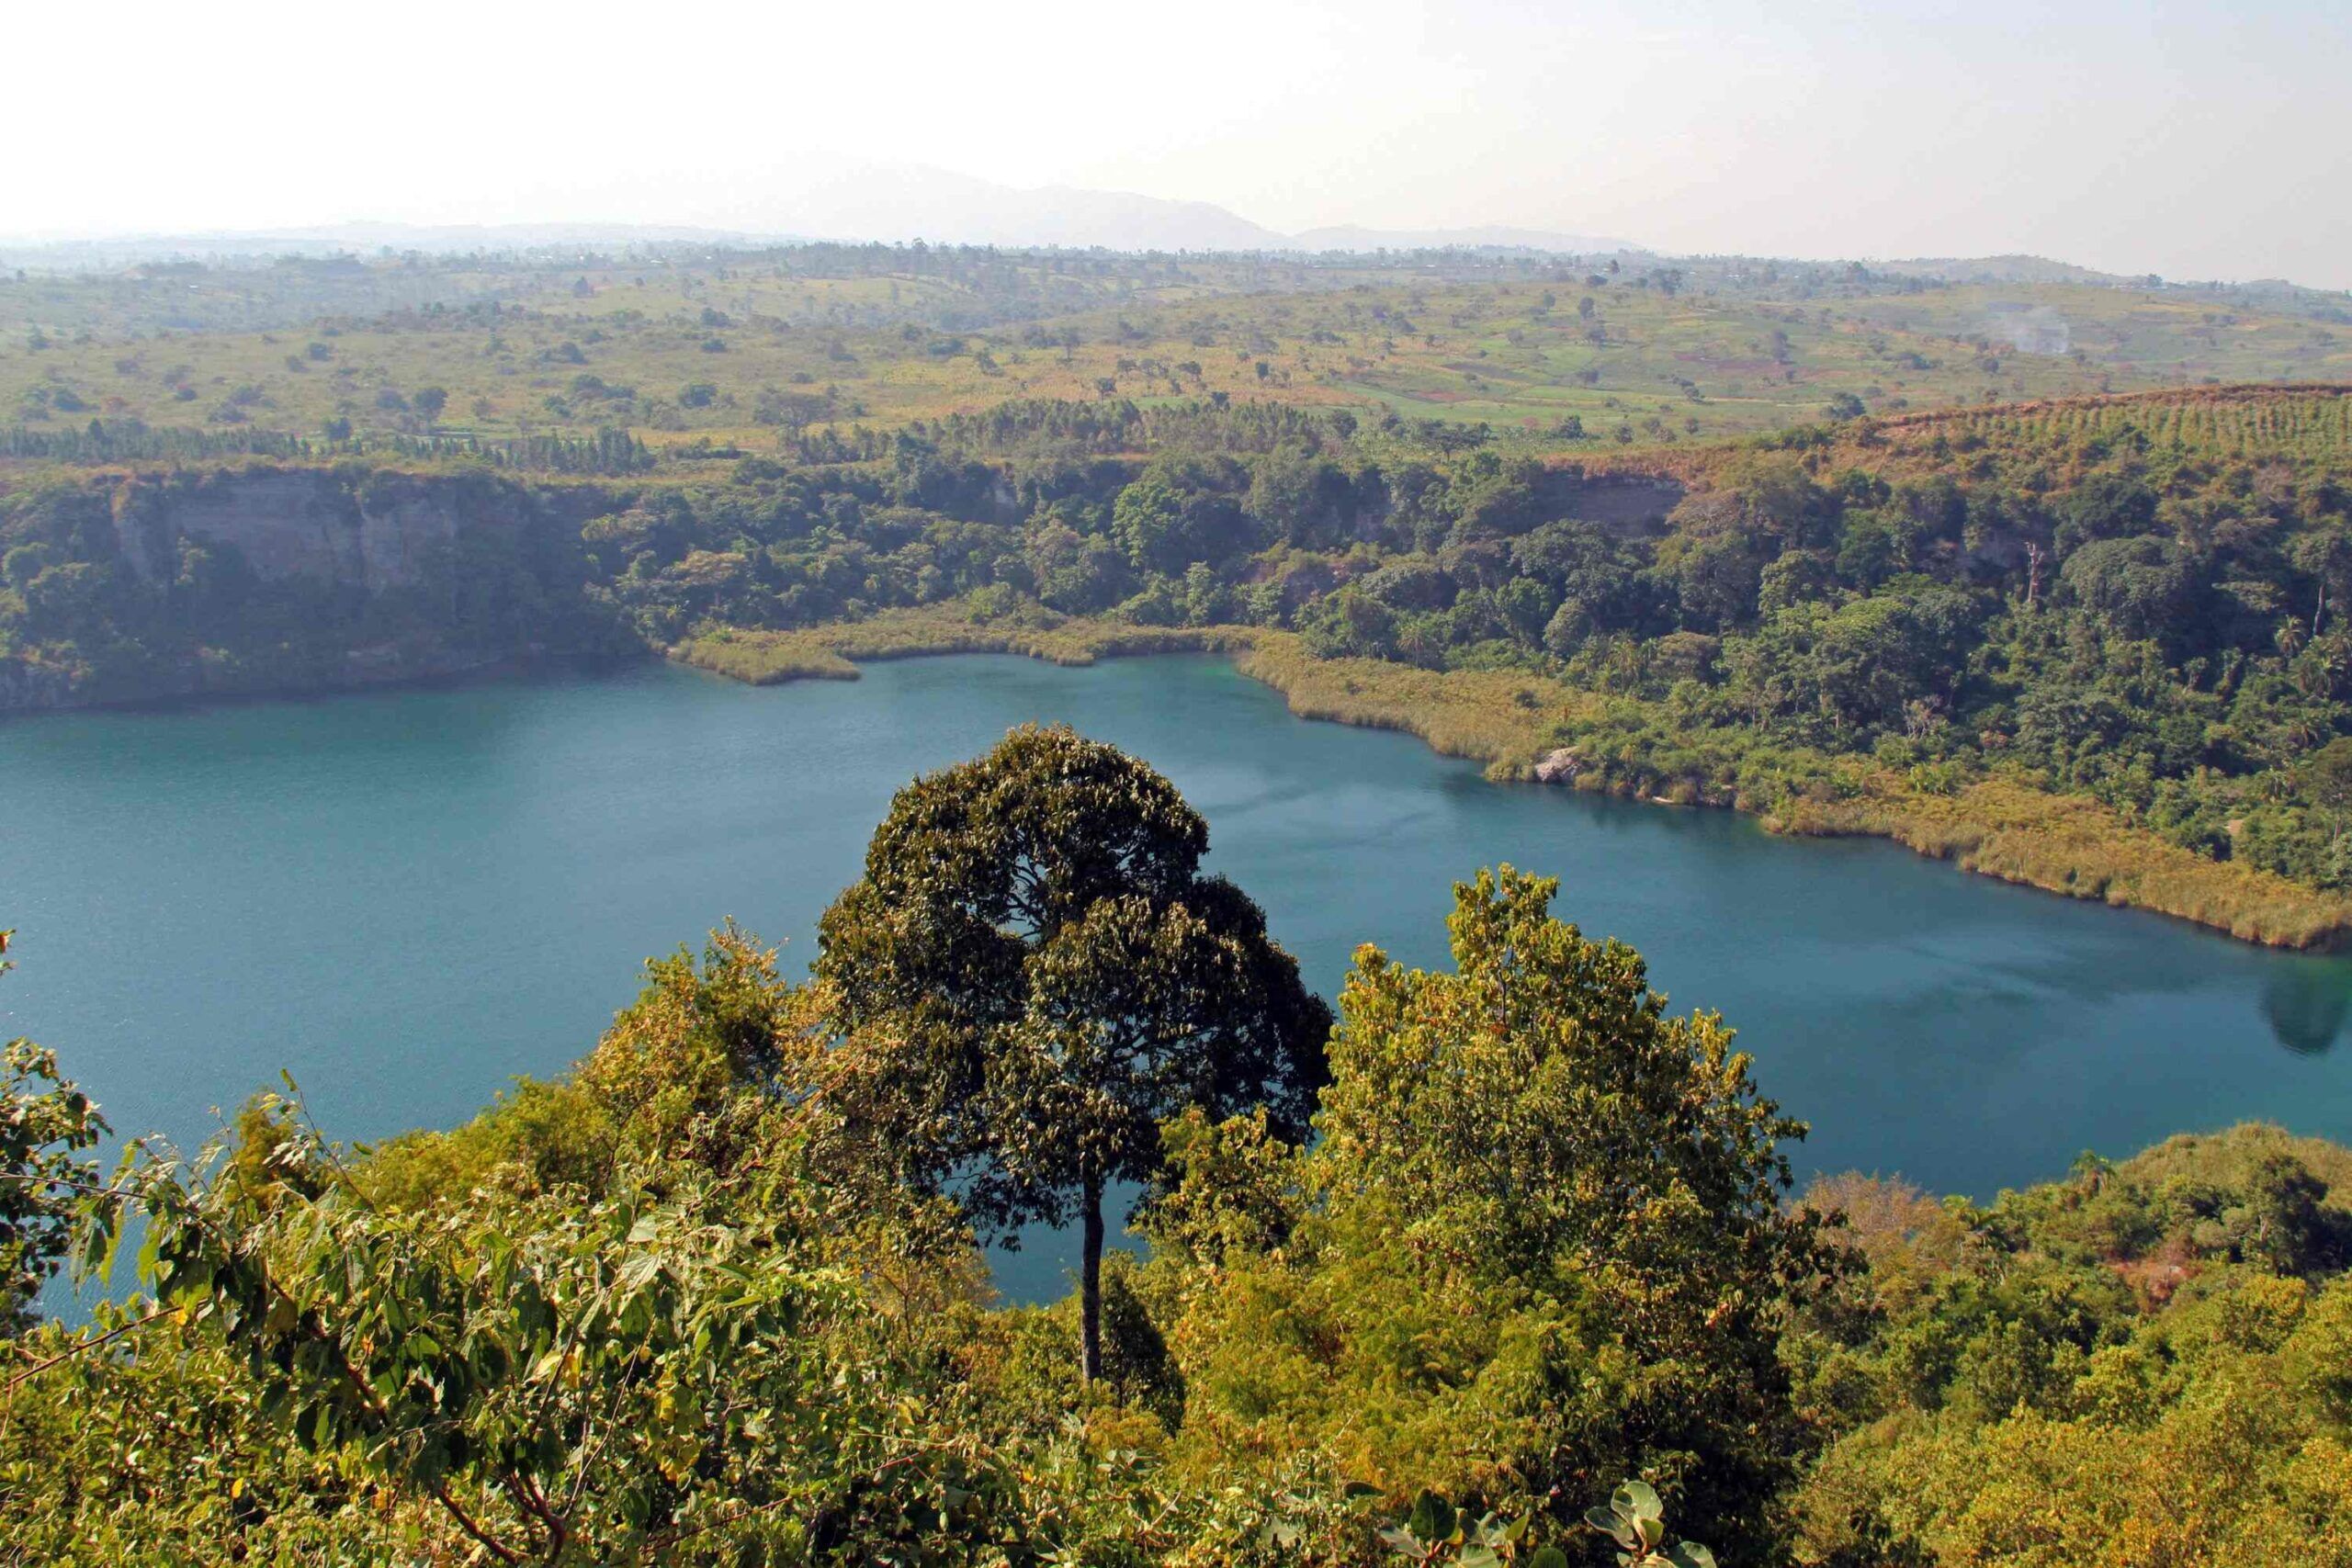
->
[1080,1171,1105,1385]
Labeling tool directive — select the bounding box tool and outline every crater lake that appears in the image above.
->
[7,653,2352,1302]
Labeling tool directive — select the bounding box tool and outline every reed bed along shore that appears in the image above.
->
[675,615,1256,683]
[673,608,2352,950]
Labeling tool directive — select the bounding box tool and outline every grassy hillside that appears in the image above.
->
[5,245,2347,463]
[6,233,2352,945]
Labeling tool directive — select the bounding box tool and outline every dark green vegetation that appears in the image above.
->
[7,238,2352,941]
[0,931,107,1337]
[813,727,1330,1382]
[7,737,2352,1565]
[0,466,636,706]
[10,383,2352,942]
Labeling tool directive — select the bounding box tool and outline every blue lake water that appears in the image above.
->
[6,653,2352,1305]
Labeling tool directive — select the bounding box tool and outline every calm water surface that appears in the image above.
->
[7,654,2352,1303]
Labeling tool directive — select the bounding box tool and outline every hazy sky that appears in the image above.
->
[15,0,2347,286]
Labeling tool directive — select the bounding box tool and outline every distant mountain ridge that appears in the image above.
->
[1865,253,2349,301]
[1871,254,2140,286]
[1289,223,1641,254]
[1,167,1650,263]
[6,175,2338,293]
[4,223,791,269]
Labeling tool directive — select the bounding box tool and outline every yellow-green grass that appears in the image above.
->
[11,264,2349,462]
[1781,779,2352,950]
[675,607,2352,950]
[672,609,1258,684]
[1836,382,2352,467]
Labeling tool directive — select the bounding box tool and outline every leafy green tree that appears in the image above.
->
[2308,736,2352,822]
[1497,575,1557,641]
[1168,869,1833,1561]
[1023,512,1132,614]
[2290,522,2352,635]
[1657,529,1765,631]
[1318,867,1828,1546]
[2061,534,2197,648]
[1,929,108,1335]
[43,1097,1006,1565]
[1111,463,1254,574]
[815,726,1330,1384]
[1299,586,1401,660]
[1181,560,1235,626]
[1363,555,1455,613]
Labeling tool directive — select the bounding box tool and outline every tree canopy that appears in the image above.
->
[815,724,1329,1382]
[1153,868,1830,1562]
[0,929,107,1334]
[6,743,2352,1564]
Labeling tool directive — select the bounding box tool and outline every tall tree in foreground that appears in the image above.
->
[1156,868,1832,1562]
[815,725,1330,1383]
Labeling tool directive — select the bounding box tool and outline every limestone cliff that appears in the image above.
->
[110,471,451,590]
[107,468,605,592]
[1,467,630,712]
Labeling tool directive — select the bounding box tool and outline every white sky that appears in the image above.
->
[12,0,2348,287]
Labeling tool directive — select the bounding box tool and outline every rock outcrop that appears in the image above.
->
[0,660,76,712]
[3,467,628,715]
[1532,746,1583,784]
[107,469,585,592]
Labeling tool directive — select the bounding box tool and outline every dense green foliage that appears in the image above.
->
[1146,868,1828,1562]
[10,388,2352,912]
[814,727,1329,1382]
[1787,1130,2352,1565]
[0,930,107,1335]
[6,745,2352,1563]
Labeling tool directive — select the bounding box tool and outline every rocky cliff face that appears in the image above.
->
[2,467,628,714]
[108,469,579,592]
[1540,471,1688,537]
[0,659,76,712]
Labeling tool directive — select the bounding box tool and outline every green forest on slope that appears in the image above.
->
[8,243,2352,938]
[6,729,2352,1566]
[8,386,2352,941]
[8,243,2352,1562]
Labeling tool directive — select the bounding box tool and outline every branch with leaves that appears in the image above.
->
[1378,1480,1718,1568]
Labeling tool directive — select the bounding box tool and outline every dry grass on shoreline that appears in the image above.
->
[673,608,2352,950]
[1783,781,2352,950]
[673,612,1257,685]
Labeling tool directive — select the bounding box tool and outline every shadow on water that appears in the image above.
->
[2262,962,2352,1055]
